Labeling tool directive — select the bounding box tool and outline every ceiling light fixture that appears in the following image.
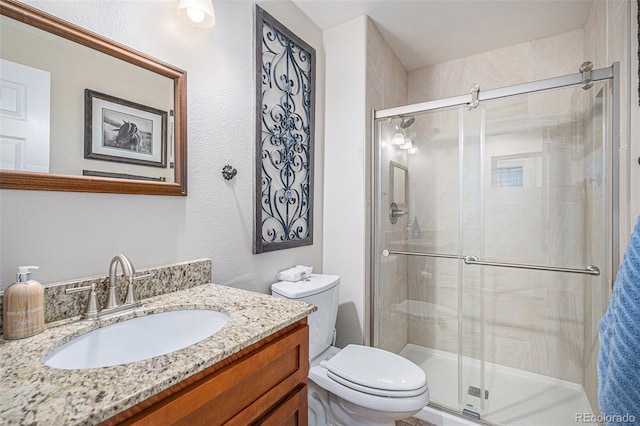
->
[177,0,216,28]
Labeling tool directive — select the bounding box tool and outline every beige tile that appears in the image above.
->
[437,54,482,99]
[395,55,409,106]
[408,65,440,103]
[530,28,585,80]
[480,41,531,90]
[366,16,407,113]
[584,0,606,68]
[383,43,396,107]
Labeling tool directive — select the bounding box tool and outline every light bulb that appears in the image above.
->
[401,137,413,150]
[177,0,216,28]
[186,7,206,23]
[391,132,405,146]
[408,147,419,155]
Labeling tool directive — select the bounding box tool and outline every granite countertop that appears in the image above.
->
[0,283,315,425]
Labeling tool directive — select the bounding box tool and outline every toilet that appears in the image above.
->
[272,274,429,426]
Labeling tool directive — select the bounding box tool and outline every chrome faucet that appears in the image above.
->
[106,254,136,309]
[65,254,149,320]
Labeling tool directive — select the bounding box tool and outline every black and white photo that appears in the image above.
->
[85,89,167,168]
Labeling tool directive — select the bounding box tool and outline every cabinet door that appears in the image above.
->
[254,385,308,426]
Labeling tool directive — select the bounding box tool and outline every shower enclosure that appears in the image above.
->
[372,63,619,425]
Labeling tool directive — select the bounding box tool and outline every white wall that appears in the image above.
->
[323,16,367,347]
[0,0,325,293]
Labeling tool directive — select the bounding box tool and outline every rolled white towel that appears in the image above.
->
[276,265,313,282]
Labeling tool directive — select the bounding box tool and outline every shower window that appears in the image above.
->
[494,166,523,187]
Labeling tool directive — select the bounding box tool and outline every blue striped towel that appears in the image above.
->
[598,215,640,425]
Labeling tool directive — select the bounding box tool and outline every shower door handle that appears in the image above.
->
[381,250,600,276]
[382,249,459,260]
[463,256,600,276]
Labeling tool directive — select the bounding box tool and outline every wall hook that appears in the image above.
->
[222,165,237,180]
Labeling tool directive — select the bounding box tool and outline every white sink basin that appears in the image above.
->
[43,309,229,369]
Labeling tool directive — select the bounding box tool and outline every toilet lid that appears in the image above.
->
[324,345,427,394]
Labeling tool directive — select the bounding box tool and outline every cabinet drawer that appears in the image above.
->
[253,385,308,426]
[106,320,308,426]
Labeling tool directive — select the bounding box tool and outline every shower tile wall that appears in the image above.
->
[406,29,590,383]
[366,17,409,354]
[408,29,585,103]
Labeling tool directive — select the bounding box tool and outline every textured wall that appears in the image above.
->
[323,16,367,347]
[0,0,325,294]
[323,16,409,348]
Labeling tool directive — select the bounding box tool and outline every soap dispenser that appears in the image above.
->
[3,266,45,340]
[412,217,421,239]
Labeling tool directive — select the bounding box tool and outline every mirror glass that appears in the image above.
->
[0,1,187,195]
[389,161,408,206]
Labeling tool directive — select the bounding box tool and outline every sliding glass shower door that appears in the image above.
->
[374,68,615,425]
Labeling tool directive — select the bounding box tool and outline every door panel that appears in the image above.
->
[0,59,51,172]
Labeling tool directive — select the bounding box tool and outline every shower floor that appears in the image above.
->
[400,344,596,426]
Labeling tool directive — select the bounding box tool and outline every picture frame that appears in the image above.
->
[253,6,316,254]
[84,89,167,168]
[82,169,166,182]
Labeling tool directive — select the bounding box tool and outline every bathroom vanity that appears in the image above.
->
[104,320,309,425]
[0,283,315,425]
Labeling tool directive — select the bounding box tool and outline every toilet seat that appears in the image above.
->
[322,345,427,397]
[309,361,429,415]
[327,371,429,397]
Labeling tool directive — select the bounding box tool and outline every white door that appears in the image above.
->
[0,59,51,172]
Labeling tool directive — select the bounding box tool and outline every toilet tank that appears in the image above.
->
[271,274,340,361]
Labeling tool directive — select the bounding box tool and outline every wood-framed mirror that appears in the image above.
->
[0,0,187,196]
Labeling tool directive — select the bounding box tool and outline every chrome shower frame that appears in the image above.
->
[369,62,621,348]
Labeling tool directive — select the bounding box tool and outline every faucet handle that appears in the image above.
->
[65,283,99,320]
[123,273,151,306]
[133,273,152,281]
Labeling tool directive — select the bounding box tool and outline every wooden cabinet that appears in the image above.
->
[255,385,307,426]
[102,319,309,426]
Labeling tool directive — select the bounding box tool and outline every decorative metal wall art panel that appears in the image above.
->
[254,6,315,253]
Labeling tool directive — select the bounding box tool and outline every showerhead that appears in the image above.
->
[400,116,415,129]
